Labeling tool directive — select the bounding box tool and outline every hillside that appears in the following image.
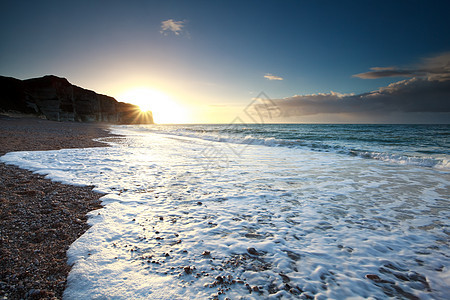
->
[0,75,154,124]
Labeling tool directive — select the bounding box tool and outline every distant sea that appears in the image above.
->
[2,124,449,299]
[145,124,450,170]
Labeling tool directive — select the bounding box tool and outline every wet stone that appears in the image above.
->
[284,250,301,261]
[366,274,381,282]
[279,273,290,283]
[245,233,264,239]
[247,247,260,256]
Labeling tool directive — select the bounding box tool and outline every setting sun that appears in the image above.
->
[118,87,189,124]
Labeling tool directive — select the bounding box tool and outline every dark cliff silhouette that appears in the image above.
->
[0,75,154,124]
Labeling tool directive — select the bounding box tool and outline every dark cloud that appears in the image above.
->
[261,77,450,123]
[353,52,450,80]
[255,53,450,123]
[353,68,417,79]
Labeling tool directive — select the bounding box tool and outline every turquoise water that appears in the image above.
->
[143,124,450,170]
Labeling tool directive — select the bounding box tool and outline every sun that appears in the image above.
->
[118,87,189,124]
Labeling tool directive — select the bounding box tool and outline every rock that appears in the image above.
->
[365,274,381,282]
[25,289,41,297]
[215,276,224,283]
[0,75,154,124]
[279,273,290,283]
[245,233,264,239]
[247,247,260,256]
[284,250,301,261]
[202,251,211,256]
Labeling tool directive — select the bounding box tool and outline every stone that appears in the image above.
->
[279,273,290,283]
[365,274,381,282]
[247,247,260,256]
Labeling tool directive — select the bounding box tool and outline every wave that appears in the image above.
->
[111,125,450,171]
[348,150,450,170]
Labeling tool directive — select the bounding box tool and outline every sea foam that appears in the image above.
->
[1,125,449,299]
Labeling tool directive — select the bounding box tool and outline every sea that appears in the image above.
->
[1,124,449,299]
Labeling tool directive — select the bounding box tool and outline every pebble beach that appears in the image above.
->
[0,115,113,299]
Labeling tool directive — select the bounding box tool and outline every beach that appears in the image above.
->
[0,122,448,299]
[0,115,113,299]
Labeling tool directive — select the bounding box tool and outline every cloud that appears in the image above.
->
[264,73,284,80]
[353,52,450,81]
[160,19,185,36]
[263,77,450,122]
[252,53,450,123]
[353,67,417,79]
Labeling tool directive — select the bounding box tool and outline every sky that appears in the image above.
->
[1,0,450,123]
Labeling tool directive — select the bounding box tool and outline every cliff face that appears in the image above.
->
[0,75,154,124]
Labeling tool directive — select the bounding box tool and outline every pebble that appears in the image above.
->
[279,273,290,283]
[247,247,260,256]
[365,274,381,282]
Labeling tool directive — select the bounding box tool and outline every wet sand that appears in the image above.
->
[0,115,115,299]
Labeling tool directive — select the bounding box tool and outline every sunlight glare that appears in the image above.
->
[119,87,189,124]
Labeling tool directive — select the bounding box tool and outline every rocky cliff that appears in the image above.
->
[0,75,154,124]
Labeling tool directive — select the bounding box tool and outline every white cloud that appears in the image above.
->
[160,19,185,36]
[264,73,283,81]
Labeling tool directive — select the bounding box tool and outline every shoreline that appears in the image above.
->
[0,115,115,299]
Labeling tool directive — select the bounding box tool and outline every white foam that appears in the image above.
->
[109,125,450,171]
[1,126,449,299]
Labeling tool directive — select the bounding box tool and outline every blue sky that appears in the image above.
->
[1,0,449,123]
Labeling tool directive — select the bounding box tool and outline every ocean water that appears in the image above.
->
[1,124,449,299]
